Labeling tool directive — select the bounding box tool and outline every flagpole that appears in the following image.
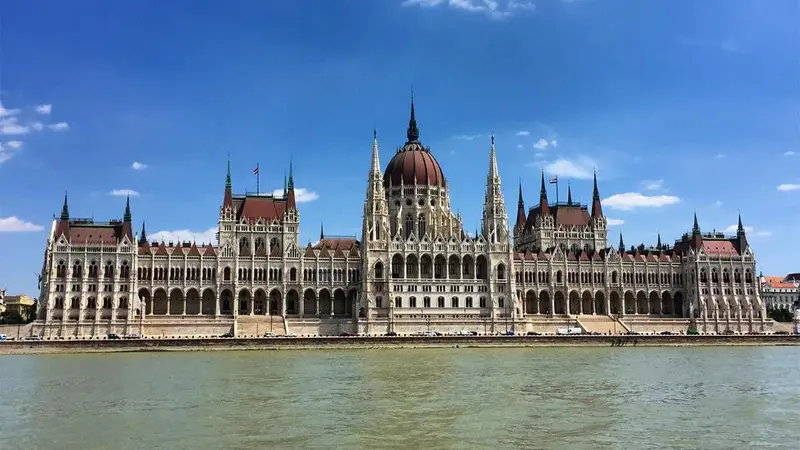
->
[555,178,559,204]
[256,163,260,194]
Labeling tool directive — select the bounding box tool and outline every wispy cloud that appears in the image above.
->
[0,216,44,232]
[109,189,140,197]
[48,122,70,131]
[540,157,595,179]
[722,224,771,237]
[533,138,558,150]
[714,153,724,159]
[606,218,625,226]
[131,161,148,171]
[516,130,530,136]
[150,227,217,245]
[0,105,20,117]
[0,142,19,164]
[711,200,723,208]
[270,187,319,203]
[452,133,483,141]
[0,117,30,135]
[35,104,52,115]
[784,151,795,156]
[602,192,680,211]
[402,0,534,19]
[516,144,523,149]
[642,179,663,191]
[777,184,800,192]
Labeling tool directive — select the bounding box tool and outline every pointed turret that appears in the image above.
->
[538,171,550,216]
[124,195,132,222]
[692,212,700,235]
[737,213,745,235]
[288,159,294,190]
[567,182,573,205]
[320,222,325,240]
[283,171,288,199]
[656,232,662,250]
[591,170,604,218]
[736,212,748,251]
[363,128,389,243]
[223,158,233,209]
[691,212,703,249]
[139,222,147,245]
[407,91,419,143]
[60,193,70,221]
[286,161,296,210]
[618,233,625,253]
[515,179,526,232]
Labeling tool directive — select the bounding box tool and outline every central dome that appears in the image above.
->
[383,98,446,188]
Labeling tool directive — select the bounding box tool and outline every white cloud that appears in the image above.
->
[785,151,796,156]
[0,142,18,163]
[402,0,531,19]
[516,130,530,136]
[606,218,625,226]
[270,187,319,203]
[711,200,723,207]
[714,153,724,159]
[150,227,217,245]
[6,141,23,149]
[533,138,558,150]
[453,134,483,141]
[541,158,595,180]
[131,161,148,170]
[534,152,544,158]
[47,122,70,131]
[35,104,52,115]
[722,224,771,237]
[602,192,680,211]
[109,189,140,197]
[777,184,800,192]
[0,216,44,232]
[31,122,44,131]
[0,117,30,135]
[0,105,20,117]
[516,144,523,149]
[642,179,664,190]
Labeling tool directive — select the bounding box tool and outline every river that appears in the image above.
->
[1,347,798,449]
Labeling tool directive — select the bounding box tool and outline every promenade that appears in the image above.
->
[1,334,799,355]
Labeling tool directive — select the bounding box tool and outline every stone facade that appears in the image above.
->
[32,98,769,337]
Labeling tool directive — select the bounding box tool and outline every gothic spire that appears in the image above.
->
[656,232,662,249]
[283,171,288,198]
[225,157,231,189]
[406,90,419,143]
[320,222,325,240]
[139,221,147,245]
[737,212,745,235]
[288,158,294,190]
[60,192,69,221]
[591,169,604,218]
[488,134,499,180]
[124,195,132,222]
[618,232,625,253]
[692,212,700,235]
[538,170,550,216]
[567,182,573,205]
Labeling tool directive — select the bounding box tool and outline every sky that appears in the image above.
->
[1,0,798,296]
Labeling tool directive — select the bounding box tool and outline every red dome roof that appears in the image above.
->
[382,95,446,188]
[383,142,446,188]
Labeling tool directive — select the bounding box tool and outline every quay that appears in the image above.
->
[1,334,799,355]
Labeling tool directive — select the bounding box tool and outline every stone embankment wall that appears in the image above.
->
[1,334,798,355]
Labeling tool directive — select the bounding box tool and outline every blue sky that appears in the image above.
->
[1,0,798,295]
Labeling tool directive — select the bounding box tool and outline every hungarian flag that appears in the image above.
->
[253,164,259,175]
[549,176,558,184]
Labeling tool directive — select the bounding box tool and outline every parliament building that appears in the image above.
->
[33,99,769,337]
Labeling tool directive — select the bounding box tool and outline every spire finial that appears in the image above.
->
[737,211,745,234]
[225,155,232,188]
[657,231,662,249]
[518,178,524,207]
[288,158,294,190]
[139,221,147,244]
[124,195,131,222]
[567,182,573,205]
[593,169,600,199]
[320,222,325,240]
[407,89,419,143]
[693,211,700,234]
[60,192,69,220]
[540,170,547,197]
[618,232,625,252]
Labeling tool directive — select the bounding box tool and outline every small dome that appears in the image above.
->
[383,142,446,188]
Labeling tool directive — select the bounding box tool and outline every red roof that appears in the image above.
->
[235,196,286,223]
[69,225,121,245]
[383,142,446,188]
[702,240,740,257]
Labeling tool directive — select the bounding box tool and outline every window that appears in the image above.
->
[438,296,445,308]
[55,297,64,309]
[479,297,487,308]
[405,215,414,238]
[290,267,297,282]
[394,297,402,308]
[499,298,505,308]
[418,214,426,238]
[70,297,80,309]
[497,263,506,280]
[376,297,383,308]
[375,262,384,279]
[466,297,473,308]
[224,267,231,281]
[424,296,431,308]
[56,261,66,278]
[452,297,459,308]
[103,297,112,309]
[410,297,417,308]
[120,298,129,309]
[72,260,83,279]
[87,297,97,309]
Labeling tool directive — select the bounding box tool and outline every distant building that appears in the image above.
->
[0,289,5,315]
[3,294,36,320]
[760,275,800,311]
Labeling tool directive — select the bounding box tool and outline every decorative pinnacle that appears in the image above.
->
[225,157,232,188]
[288,158,294,190]
[407,90,419,143]
[124,195,131,222]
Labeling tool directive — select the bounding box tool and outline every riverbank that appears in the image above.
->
[1,334,799,355]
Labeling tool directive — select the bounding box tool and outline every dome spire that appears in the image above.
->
[407,89,419,143]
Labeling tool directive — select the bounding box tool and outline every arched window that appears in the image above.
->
[223,267,231,281]
[104,261,114,279]
[239,237,250,253]
[72,260,82,279]
[255,237,265,252]
[289,267,297,281]
[556,270,563,283]
[497,263,506,280]
[57,261,66,278]
[120,261,129,279]
[418,214,426,238]
[405,215,414,239]
[88,261,98,278]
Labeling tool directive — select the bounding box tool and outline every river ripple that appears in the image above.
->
[1,347,799,450]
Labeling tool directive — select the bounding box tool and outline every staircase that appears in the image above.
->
[575,315,627,334]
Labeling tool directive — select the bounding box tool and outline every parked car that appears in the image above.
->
[221,331,234,338]
[385,331,398,337]
[263,332,276,338]
[107,333,121,340]
[526,331,541,336]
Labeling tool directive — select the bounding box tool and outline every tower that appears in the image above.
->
[481,135,509,244]
[361,129,391,316]
[590,170,607,250]
[514,180,526,241]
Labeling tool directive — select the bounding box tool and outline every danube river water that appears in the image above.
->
[1,347,799,449]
